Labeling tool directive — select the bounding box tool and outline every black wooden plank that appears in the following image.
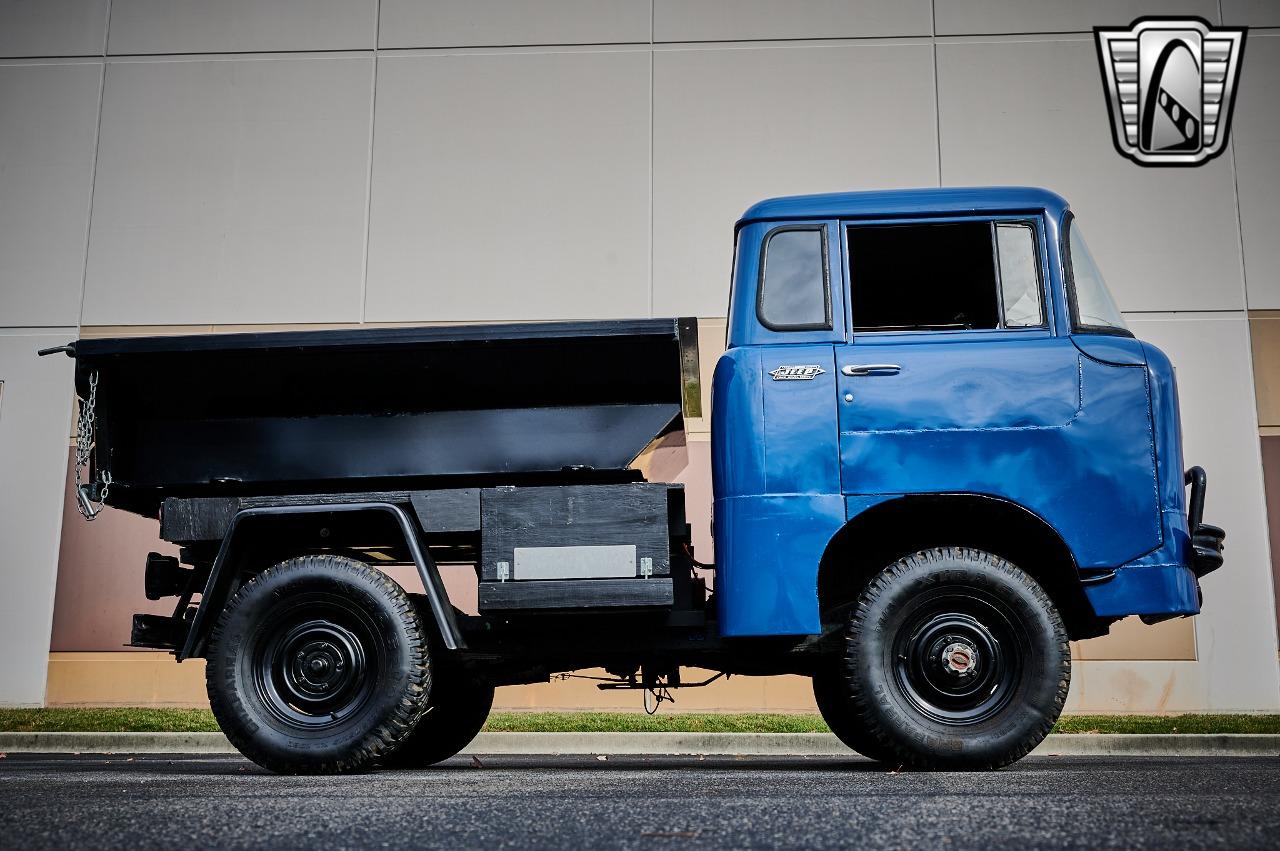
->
[241,491,412,508]
[411,488,481,533]
[480,484,675,581]
[160,497,238,543]
[478,578,674,611]
[76,318,684,358]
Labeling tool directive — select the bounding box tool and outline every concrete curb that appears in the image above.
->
[1,731,1278,757]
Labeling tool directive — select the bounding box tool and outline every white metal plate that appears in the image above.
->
[513,544,637,580]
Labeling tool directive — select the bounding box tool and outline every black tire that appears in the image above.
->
[205,555,431,774]
[383,665,494,767]
[842,547,1070,770]
[812,667,893,763]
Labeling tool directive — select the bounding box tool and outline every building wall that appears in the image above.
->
[2,1,1278,711]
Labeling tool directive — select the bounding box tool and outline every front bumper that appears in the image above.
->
[1184,466,1225,578]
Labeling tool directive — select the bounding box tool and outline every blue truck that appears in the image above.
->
[45,186,1223,773]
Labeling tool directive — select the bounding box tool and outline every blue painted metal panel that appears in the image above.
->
[739,187,1069,228]
[711,340,844,635]
[1083,338,1200,618]
[714,186,1205,636]
[1085,565,1200,618]
[713,493,846,636]
[836,336,1160,569]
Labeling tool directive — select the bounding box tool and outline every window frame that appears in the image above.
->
[756,224,833,333]
[991,220,1047,330]
[843,216,1050,338]
[1061,211,1134,339]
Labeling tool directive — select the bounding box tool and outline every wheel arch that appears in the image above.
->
[817,494,1111,641]
[178,503,462,660]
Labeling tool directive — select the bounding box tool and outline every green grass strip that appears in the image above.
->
[2,709,1279,735]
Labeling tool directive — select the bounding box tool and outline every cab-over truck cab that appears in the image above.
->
[713,187,1222,763]
[49,186,1222,774]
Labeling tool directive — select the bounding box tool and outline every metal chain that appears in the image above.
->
[74,372,109,519]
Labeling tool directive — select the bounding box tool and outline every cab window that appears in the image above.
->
[848,220,1045,332]
[1064,217,1130,335]
[757,226,831,331]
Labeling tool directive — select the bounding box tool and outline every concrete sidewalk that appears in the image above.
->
[2,731,1278,757]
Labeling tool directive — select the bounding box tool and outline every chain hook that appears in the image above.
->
[74,371,109,520]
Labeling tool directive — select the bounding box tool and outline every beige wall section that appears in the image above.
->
[0,330,77,706]
[379,1,651,49]
[1252,312,1280,428]
[50,450,182,652]
[82,55,374,326]
[47,653,208,707]
[0,0,108,58]
[652,41,939,318]
[1262,437,1280,637]
[937,37,1245,314]
[106,0,378,55]
[365,49,651,322]
[0,60,102,326]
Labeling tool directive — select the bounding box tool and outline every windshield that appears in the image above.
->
[1065,218,1129,334]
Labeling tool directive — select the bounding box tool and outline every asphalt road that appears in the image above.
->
[1,753,1277,850]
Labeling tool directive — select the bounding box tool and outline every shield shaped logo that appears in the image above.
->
[1095,17,1246,166]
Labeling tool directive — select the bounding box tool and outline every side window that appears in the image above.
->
[848,221,1044,332]
[995,223,1044,327]
[757,227,831,331]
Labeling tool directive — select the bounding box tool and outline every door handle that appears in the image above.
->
[841,364,901,376]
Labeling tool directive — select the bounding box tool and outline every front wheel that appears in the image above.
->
[842,547,1070,770]
[205,555,431,774]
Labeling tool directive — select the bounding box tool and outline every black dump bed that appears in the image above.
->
[70,318,701,517]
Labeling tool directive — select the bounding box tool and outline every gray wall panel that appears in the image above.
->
[935,1,1218,35]
[1126,313,1280,710]
[654,0,930,42]
[0,62,101,326]
[379,1,650,48]
[1233,33,1280,309]
[0,0,107,58]
[1222,0,1280,26]
[107,0,377,55]
[365,50,651,322]
[83,57,372,325]
[0,329,76,705]
[938,38,1245,313]
[652,43,938,318]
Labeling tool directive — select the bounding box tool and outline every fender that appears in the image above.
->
[177,502,463,660]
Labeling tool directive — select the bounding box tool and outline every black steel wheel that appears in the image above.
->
[206,555,430,774]
[841,548,1069,770]
[383,664,494,768]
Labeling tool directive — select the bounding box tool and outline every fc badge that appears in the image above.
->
[1095,17,1246,167]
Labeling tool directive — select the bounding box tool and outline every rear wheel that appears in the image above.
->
[205,555,430,774]
[841,547,1069,770]
[384,665,494,767]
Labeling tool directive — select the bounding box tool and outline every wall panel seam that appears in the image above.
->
[359,0,383,324]
[75,14,110,329]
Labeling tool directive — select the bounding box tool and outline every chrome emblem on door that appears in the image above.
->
[769,365,825,381]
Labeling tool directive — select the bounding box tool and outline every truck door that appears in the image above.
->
[835,218,1083,504]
